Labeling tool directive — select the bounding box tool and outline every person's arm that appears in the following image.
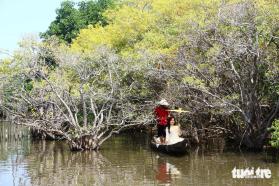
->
[154,107,159,122]
[178,125,182,136]
[174,125,182,136]
[167,107,170,117]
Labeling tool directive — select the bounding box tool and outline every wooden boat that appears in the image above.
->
[150,137,189,155]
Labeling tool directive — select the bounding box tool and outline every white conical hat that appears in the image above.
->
[158,99,169,106]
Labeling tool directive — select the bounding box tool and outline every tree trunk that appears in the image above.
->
[242,131,264,150]
[80,84,87,127]
[241,103,278,150]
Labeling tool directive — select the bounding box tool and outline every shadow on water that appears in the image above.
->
[0,122,279,186]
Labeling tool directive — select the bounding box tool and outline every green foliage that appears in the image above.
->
[182,76,206,90]
[269,120,279,148]
[78,0,115,26]
[23,79,33,92]
[40,0,115,43]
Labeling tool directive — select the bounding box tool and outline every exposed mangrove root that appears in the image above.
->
[0,109,5,119]
[181,127,199,145]
[69,135,99,151]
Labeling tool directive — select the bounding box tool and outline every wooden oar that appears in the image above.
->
[167,108,191,125]
[167,108,190,114]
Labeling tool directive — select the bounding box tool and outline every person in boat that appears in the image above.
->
[154,99,170,144]
[165,115,184,145]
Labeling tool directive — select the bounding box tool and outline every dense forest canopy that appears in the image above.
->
[40,0,116,43]
[0,0,278,150]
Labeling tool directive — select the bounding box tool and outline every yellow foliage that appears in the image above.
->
[0,59,13,75]
[71,0,279,62]
[72,4,156,52]
[71,0,221,58]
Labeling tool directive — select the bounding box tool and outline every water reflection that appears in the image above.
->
[155,158,181,184]
[0,122,279,186]
[0,123,31,186]
[25,141,114,185]
[11,135,159,186]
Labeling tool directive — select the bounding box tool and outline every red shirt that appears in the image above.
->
[154,106,169,126]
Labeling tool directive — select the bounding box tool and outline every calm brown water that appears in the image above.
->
[0,122,279,186]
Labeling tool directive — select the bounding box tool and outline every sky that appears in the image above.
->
[0,0,79,59]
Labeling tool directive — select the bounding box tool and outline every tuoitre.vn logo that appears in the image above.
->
[232,167,271,179]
